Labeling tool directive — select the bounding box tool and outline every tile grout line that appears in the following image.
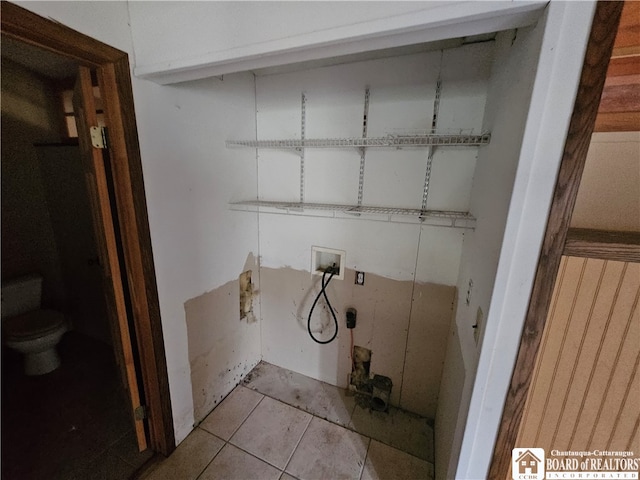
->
[222,392,312,473]
[244,382,354,431]
[281,413,315,476]
[194,390,267,480]
[199,387,265,441]
[226,389,267,441]
[193,429,227,480]
[243,369,434,462]
[246,384,434,464]
[192,431,299,480]
[222,441,285,475]
[358,437,373,480]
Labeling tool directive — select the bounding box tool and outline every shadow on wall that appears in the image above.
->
[184,253,261,423]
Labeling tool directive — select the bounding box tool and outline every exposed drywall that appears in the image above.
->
[239,270,255,322]
[185,254,261,424]
[255,42,492,420]
[571,132,640,232]
[400,283,457,417]
[434,321,466,480]
[260,266,455,418]
[1,58,66,307]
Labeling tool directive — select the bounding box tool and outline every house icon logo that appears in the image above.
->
[512,448,545,480]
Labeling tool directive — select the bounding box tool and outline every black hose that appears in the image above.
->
[307,265,338,344]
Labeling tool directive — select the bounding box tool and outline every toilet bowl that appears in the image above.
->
[4,310,67,375]
[2,274,67,375]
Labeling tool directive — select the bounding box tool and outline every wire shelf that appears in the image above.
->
[229,200,476,229]
[226,133,490,150]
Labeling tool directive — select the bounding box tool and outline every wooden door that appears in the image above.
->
[73,66,147,451]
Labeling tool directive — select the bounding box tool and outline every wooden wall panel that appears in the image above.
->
[595,1,640,132]
[515,256,640,454]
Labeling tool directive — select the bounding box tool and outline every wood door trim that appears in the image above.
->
[1,1,175,455]
[565,228,640,262]
[75,66,147,450]
[98,59,174,453]
[487,3,624,478]
[0,1,121,66]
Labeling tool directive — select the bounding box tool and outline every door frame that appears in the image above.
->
[487,2,624,478]
[1,1,175,456]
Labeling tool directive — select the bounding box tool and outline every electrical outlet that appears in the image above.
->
[465,279,473,305]
[355,271,365,285]
[346,308,357,328]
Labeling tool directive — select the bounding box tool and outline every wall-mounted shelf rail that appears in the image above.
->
[225,133,490,150]
[228,86,489,230]
[229,200,476,229]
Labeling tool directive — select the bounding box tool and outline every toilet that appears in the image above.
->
[2,274,67,375]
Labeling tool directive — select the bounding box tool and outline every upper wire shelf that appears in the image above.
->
[229,200,476,229]
[225,132,491,149]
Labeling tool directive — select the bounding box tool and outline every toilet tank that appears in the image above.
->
[1,274,43,320]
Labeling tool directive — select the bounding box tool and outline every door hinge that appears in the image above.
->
[134,405,148,421]
[89,126,108,149]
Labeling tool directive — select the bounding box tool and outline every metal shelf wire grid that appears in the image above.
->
[226,133,490,149]
[229,200,476,229]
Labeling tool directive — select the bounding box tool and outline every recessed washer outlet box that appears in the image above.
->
[311,246,345,281]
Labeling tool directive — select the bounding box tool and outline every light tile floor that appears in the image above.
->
[142,362,434,480]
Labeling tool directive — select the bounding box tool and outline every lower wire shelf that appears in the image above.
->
[229,200,476,229]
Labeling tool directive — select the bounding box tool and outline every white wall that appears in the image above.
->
[434,22,546,479]
[128,1,545,84]
[255,45,492,278]
[16,1,261,445]
[571,132,640,232]
[133,75,261,435]
[129,1,437,68]
[254,44,493,417]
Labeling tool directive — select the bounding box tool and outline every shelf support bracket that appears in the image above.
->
[299,92,306,203]
[358,87,370,208]
[421,74,442,218]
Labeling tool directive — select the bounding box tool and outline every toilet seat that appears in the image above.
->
[3,310,65,341]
